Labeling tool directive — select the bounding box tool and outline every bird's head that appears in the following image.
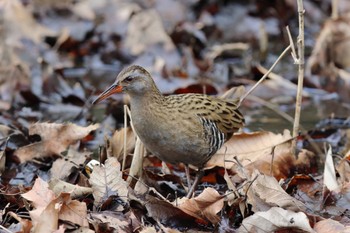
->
[92,65,158,104]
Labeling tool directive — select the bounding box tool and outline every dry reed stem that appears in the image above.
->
[124,105,145,184]
[122,104,128,171]
[332,0,339,19]
[291,0,305,155]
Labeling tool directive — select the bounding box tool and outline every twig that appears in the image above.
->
[122,105,128,172]
[332,0,339,19]
[286,26,297,62]
[239,45,291,105]
[291,0,305,155]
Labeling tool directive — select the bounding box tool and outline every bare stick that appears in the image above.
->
[122,104,128,171]
[239,45,291,105]
[286,26,297,62]
[291,0,305,154]
[332,0,339,19]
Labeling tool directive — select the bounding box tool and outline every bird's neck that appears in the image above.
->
[129,88,165,112]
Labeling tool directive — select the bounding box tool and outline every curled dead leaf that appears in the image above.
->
[177,187,224,224]
[238,207,315,233]
[14,122,99,163]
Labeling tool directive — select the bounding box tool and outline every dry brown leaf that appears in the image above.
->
[22,178,88,230]
[90,211,132,232]
[206,130,306,179]
[314,218,350,233]
[89,157,128,205]
[208,130,292,168]
[238,207,315,233]
[247,171,306,212]
[48,178,93,199]
[53,225,66,233]
[110,127,135,160]
[34,192,88,231]
[58,193,88,227]
[208,130,315,180]
[2,0,54,44]
[177,187,224,224]
[21,177,56,227]
[14,122,99,162]
[143,195,200,228]
[336,152,350,184]
[50,149,89,180]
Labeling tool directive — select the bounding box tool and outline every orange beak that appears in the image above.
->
[92,82,123,104]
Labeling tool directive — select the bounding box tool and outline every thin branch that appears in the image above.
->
[332,0,339,19]
[291,0,305,155]
[122,105,128,172]
[286,26,298,62]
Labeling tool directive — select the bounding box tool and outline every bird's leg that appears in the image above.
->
[185,164,192,190]
[186,169,204,198]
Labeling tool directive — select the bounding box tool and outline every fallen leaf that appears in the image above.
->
[110,127,135,160]
[247,171,306,212]
[238,207,315,233]
[48,178,93,199]
[142,195,202,229]
[324,146,339,191]
[207,130,317,180]
[336,152,350,184]
[314,218,350,233]
[89,211,132,232]
[89,157,128,205]
[57,193,88,227]
[208,130,292,169]
[177,187,224,224]
[14,122,99,162]
[21,177,56,227]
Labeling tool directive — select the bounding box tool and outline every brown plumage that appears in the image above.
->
[93,65,244,197]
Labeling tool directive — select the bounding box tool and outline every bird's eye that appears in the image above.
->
[124,76,133,82]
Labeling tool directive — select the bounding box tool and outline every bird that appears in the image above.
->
[92,65,244,198]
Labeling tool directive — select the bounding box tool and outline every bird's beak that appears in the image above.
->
[92,82,123,104]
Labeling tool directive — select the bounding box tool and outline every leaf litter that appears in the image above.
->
[1,0,350,232]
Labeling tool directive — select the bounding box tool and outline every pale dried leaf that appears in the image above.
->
[48,178,93,199]
[125,9,175,55]
[53,225,66,233]
[140,227,157,233]
[111,127,135,160]
[336,153,350,184]
[177,187,224,224]
[89,157,128,205]
[50,149,89,179]
[238,207,315,233]
[58,193,88,227]
[127,137,145,184]
[21,177,56,226]
[70,227,94,233]
[14,123,99,162]
[324,146,339,191]
[247,172,305,212]
[208,130,292,169]
[2,0,54,44]
[90,211,131,232]
[50,158,74,180]
[33,198,59,233]
[207,130,307,180]
[314,218,350,233]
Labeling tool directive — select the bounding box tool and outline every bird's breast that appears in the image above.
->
[130,107,212,167]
